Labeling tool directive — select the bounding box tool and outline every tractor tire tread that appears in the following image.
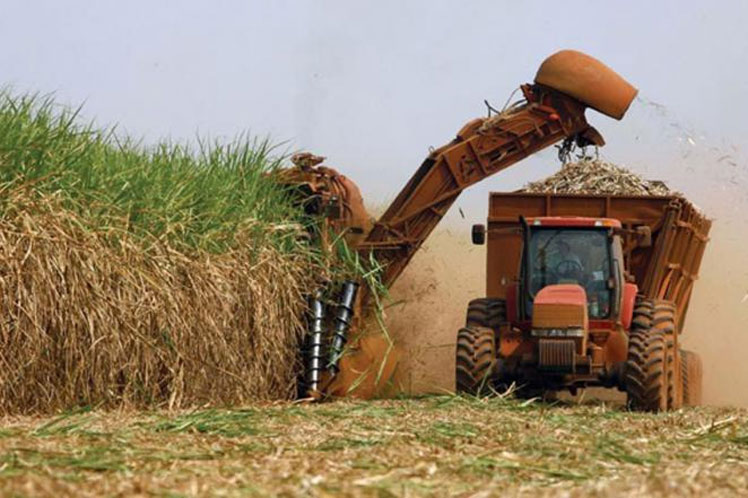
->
[626,297,679,412]
[466,298,507,330]
[455,325,496,395]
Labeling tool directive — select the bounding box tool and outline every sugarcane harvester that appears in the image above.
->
[277,50,641,400]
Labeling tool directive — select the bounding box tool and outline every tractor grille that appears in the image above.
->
[538,339,576,372]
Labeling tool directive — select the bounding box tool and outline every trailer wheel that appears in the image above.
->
[652,302,683,410]
[666,341,683,410]
[680,349,703,406]
[456,325,496,395]
[466,298,506,329]
[625,298,676,412]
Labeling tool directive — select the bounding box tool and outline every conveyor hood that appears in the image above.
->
[535,50,638,120]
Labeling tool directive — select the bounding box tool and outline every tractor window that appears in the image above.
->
[528,228,612,318]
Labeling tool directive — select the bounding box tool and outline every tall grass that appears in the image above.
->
[0,91,304,253]
[0,90,328,413]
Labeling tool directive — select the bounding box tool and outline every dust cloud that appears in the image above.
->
[680,216,748,407]
[384,230,484,395]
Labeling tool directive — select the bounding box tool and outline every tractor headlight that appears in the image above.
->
[531,328,585,338]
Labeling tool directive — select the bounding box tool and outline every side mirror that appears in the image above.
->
[471,224,486,245]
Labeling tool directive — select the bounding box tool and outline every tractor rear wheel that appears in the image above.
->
[681,349,703,406]
[625,298,679,412]
[455,325,496,395]
[466,298,506,329]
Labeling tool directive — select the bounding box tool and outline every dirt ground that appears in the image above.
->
[385,222,748,408]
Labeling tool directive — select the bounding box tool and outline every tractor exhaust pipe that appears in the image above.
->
[328,281,359,376]
[305,291,326,396]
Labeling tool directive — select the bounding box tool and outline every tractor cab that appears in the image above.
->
[520,217,624,321]
[490,216,633,387]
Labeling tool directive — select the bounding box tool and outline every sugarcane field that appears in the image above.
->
[1,2,748,497]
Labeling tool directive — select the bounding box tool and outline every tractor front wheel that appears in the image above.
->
[466,298,506,329]
[455,325,496,395]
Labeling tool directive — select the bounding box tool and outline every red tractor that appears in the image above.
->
[459,193,709,410]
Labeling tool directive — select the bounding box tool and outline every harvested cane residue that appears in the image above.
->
[522,158,674,196]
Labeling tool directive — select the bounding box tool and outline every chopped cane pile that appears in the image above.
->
[522,158,673,196]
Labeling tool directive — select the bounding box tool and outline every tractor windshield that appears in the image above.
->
[528,228,612,318]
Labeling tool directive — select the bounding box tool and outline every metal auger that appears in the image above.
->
[305,290,326,397]
[327,281,359,376]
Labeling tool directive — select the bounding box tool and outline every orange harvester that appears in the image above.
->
[278,50,708,410]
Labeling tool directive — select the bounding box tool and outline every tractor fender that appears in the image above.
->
[621,283,638,330]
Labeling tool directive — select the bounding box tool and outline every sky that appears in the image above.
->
[1,0,747,219]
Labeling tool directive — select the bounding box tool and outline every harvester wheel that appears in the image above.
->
[625,298,678,412]
[455,325,496,395]
[466,298,506,330]
[680,349,703,406]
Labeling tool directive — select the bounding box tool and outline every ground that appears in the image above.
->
[0,395,746,497]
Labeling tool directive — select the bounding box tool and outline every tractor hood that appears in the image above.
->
[535,50,638,120]
[532,284,589,331]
